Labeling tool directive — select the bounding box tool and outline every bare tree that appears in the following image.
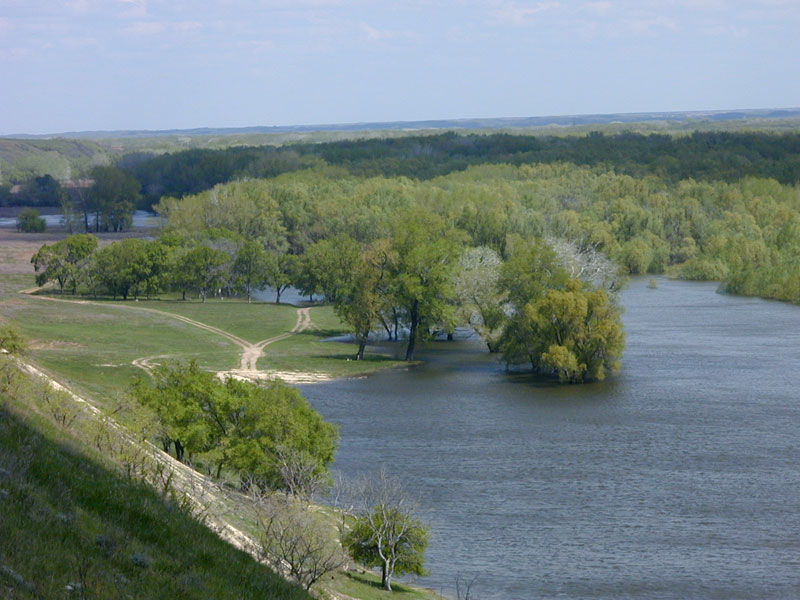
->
[254,495,346,591]
[456,574,480,600]
[546,236,624,294]
[275,445,331,501]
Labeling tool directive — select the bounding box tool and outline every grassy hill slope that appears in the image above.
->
[0,366,311,600]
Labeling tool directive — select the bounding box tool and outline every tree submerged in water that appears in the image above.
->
[499,238,625,383]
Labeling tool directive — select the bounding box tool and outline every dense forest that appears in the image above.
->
[117,131,800,205]
[5,130,800,205]
[31,148,800,382]
[15,129,800,381]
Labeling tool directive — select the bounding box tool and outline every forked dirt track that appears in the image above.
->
[20,291,318,381]
[237,307,311,372]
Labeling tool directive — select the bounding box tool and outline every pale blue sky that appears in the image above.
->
[1,0,798,134]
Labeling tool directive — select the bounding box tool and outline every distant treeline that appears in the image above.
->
[5,130,800,211]
[118,131,800,206]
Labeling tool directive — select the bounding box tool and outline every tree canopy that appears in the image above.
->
[131,362,339,489]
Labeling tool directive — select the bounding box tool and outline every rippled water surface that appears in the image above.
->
[300,278,800,599]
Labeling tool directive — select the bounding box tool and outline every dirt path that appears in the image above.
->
[238,307,311,371]
[20,291,327,382]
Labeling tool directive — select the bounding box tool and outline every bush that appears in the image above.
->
[16,208,46,233]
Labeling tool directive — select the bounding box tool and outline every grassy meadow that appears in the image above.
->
[0,270,407,411]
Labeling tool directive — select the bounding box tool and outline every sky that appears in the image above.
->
[0,0,799,135]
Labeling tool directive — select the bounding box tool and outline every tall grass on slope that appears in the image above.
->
[0,367,311,600]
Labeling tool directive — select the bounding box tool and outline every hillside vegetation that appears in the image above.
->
[0,358,311,600]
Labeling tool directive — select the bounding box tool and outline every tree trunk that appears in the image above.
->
[378,314,392,341]
[405,300,419,361]
[174,440,185,462]
[447,332,454,341]
[392,307,400,341]
[382,562,392,591]
[275,289,281,304]
[356,337,367,360]
[182,289,186,301]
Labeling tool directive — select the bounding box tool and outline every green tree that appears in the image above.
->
[24,174,67,206]
[16,208,46,233]
[131,362,338,487]
[454,246,505,352]
[506,279,625,383]
[334,240,396,360]
[0,325,26,356]
[389,208,465,360]
[233,240,269,302]
[264,251,298,304]
[176,246,230,302]
[296,236,362,303]
[31,234,98,294]
[499,238,624,382]
[94,239,145,300]
[89,166,140,232]
[342,470,429,592]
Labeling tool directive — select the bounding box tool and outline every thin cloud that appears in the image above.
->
[627,15,678,33]
[584,1,612,15]
[0,47,28,60]
[62,36,102,48]
[491,1,562,27]
[65,0,90,13]
[705,24,749,38]
[119,0,147,19]
[174,21,203,33]
[124,20,166,35]
[238,39,275,50]
[360,23,395,41]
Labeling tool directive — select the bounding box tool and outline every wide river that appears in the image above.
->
[299,277,800,599]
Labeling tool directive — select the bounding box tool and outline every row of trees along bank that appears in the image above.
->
[32,219,626,384]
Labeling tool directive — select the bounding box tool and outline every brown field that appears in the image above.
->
[0,228,148,274]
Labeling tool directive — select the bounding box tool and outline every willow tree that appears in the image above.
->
[499,238,624,383]
[531,280,624,382]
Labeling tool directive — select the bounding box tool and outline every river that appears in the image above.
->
[299,277,800,599]
[0,210,160,228]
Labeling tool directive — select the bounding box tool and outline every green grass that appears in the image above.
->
[0,295,239,409]
[261,305,410,377]
[104,297,300,344]
[0,273,36,301]
[0,371,311,600]
[0,277,412,419]
[13,284,408,383]
[330,571,443,600]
